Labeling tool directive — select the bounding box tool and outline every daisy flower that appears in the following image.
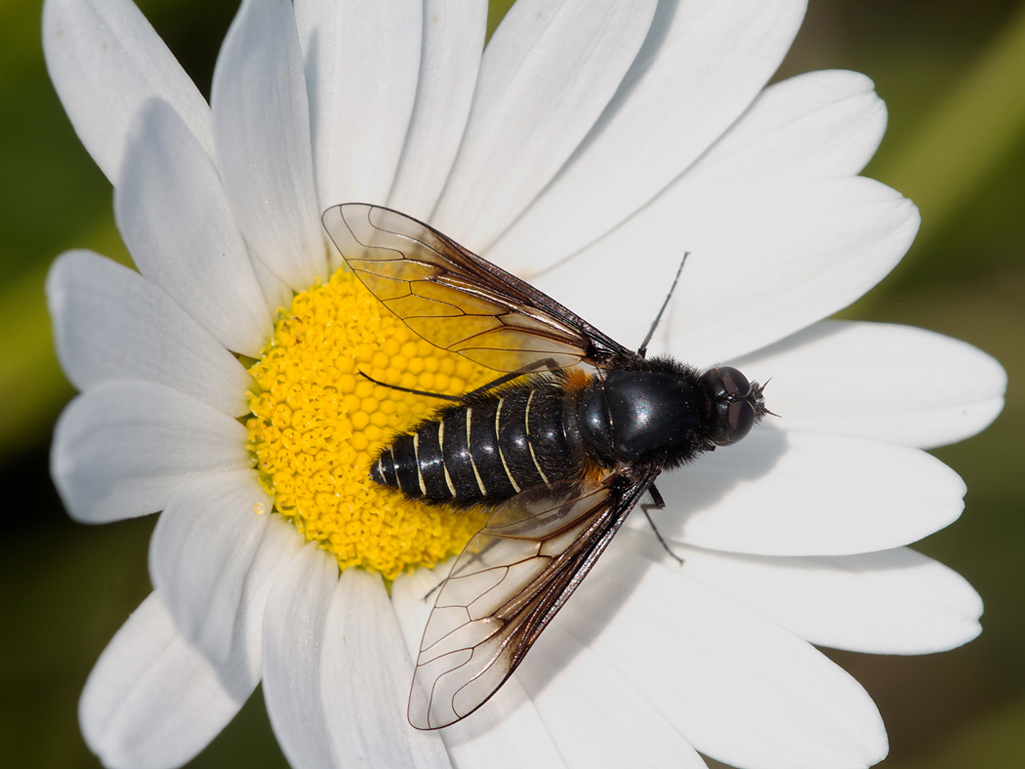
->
[44,1,1006,768]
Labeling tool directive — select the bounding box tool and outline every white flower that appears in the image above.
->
[44,1,1006,769]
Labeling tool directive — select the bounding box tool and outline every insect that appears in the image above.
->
[321,203,767,729]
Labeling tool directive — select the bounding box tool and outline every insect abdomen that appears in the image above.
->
[372,383,573,507]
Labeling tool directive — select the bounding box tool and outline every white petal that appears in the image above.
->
[488,0,807,272]
[392,568,568,768]
[262,542,339,769]
[685,69,887,184]
[251,255,298,314]
[700,547,982,654]
[212,0,327,291]
[51,381,250,523]
[534,176,918,365]
[295,0,422,208]
[561,548,888,769]
[116,99,272,357]
[640,430,966,556]
[620,530,983,654]
[42,0,214,183]
[432,0,658,251]
[80,593,250,769]
[517,624,705,768]
[149,470,270,666]
[46,250,253,417]
[218,515,306,683]
[322,569,451,769]
[387,0,488,221]
[732,320,1008,448]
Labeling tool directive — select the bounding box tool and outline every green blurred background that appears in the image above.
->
[1,0,1022,767]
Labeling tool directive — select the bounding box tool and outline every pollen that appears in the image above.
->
[245,269,492,580]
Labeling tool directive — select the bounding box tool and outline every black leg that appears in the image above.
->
[640,483,684,565]
[460,357,563,398]
[357,369,464,401]
[359,356,562,403]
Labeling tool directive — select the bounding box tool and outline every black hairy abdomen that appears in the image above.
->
[372,379,574,507]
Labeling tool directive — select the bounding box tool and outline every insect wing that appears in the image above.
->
[322,203,632,372]
[407,476,652,729]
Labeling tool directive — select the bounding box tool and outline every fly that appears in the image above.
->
[321,203,767,729]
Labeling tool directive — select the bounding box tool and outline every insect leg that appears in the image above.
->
[640,483,684,566]
[459,357,564,398]
[356,370,464,402]
[648,483,666,509]
[637,252,689,358]
[361,357,562,402]
[422,577,445,602]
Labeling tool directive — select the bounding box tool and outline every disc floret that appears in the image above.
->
[245,269,491,579]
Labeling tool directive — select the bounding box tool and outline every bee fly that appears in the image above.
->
[322,203,767,730]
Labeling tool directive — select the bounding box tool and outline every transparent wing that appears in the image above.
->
[322,203,632,372]
[407,476,653,729]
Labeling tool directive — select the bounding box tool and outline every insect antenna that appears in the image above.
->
[756,378,782,418]
[637,252,689,359]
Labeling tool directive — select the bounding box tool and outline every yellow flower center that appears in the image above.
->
[245,268,492,580]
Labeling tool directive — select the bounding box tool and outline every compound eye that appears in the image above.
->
[724,400,756,444]
[704,366,760,445]
[718,366,751,397]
